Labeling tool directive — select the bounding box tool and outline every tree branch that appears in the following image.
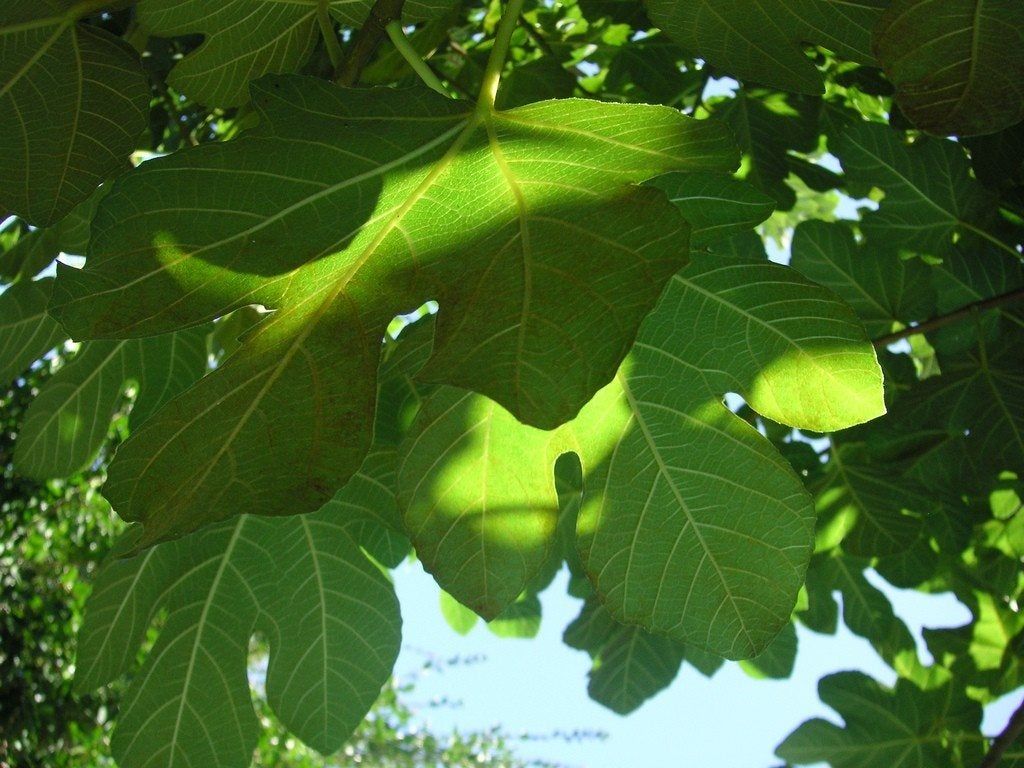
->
[871,286,1024,348]
[336,0,407,87]
[980,696,1024,768]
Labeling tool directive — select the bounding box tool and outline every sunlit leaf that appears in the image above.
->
[51,75,738,549]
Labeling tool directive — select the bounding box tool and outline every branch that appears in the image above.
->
[871,286,1024,348]
[336,0,407,87]
[980,697,1024,768]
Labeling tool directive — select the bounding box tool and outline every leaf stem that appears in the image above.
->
[476,0,527,115]
[980,696,1024,768]
[385,21,449,96]
[316,0,346,74]
[872,285,1024,348]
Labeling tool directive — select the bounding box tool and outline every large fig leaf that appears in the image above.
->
[776,672,984,768]
[0,2,148,225]
[51,75,738,548]
[874,0,1024,137]
[644,0,887,94]
[399,255,883,657]
[76,511,401,768]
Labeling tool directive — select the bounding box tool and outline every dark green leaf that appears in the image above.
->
[874,0,1024,137]
[645,0,886,94]
[0,3,147,225]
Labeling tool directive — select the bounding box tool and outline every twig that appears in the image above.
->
[336,0,407,86]
[980,696,1024,768]
[871,286,1024,348]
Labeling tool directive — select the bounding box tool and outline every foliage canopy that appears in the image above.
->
[1,0,1023,766]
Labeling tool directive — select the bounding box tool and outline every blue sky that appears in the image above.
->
[392,562,1024,768]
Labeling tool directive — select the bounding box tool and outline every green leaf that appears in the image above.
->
[890,332,1024,482]
[76,511,401,768]
[577,257,879,657]
[832,120,1000,257]
[487,593,542,638]
[925,591,1024,704]
[325,317,439,568]
[0,2,148,225]
[776,672,984,768]
[717,90,821,209]
[791,220,936,337]
[928,241,1024,354]
[138,0,455,107]
[564,599,685,714]
[644,0,886,94]
[0,278,66,385]
[14,328,209,480]
[399,387,563,619]
[738,621,797,680]
[604,37,700,107]
[403,254,881,656]
[646,172,776,247]
[495,56,576,109]
[51,75,738,549]
[802,553,920,672]
[439,590,479,635]
[0,187,105,281]
[814,443,928,558]
[874,0,1024,137]
[655,256,885,432]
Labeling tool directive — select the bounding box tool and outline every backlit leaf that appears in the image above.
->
[51,75,738,549]
[401,255,882,656]
[77,511,401,768]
